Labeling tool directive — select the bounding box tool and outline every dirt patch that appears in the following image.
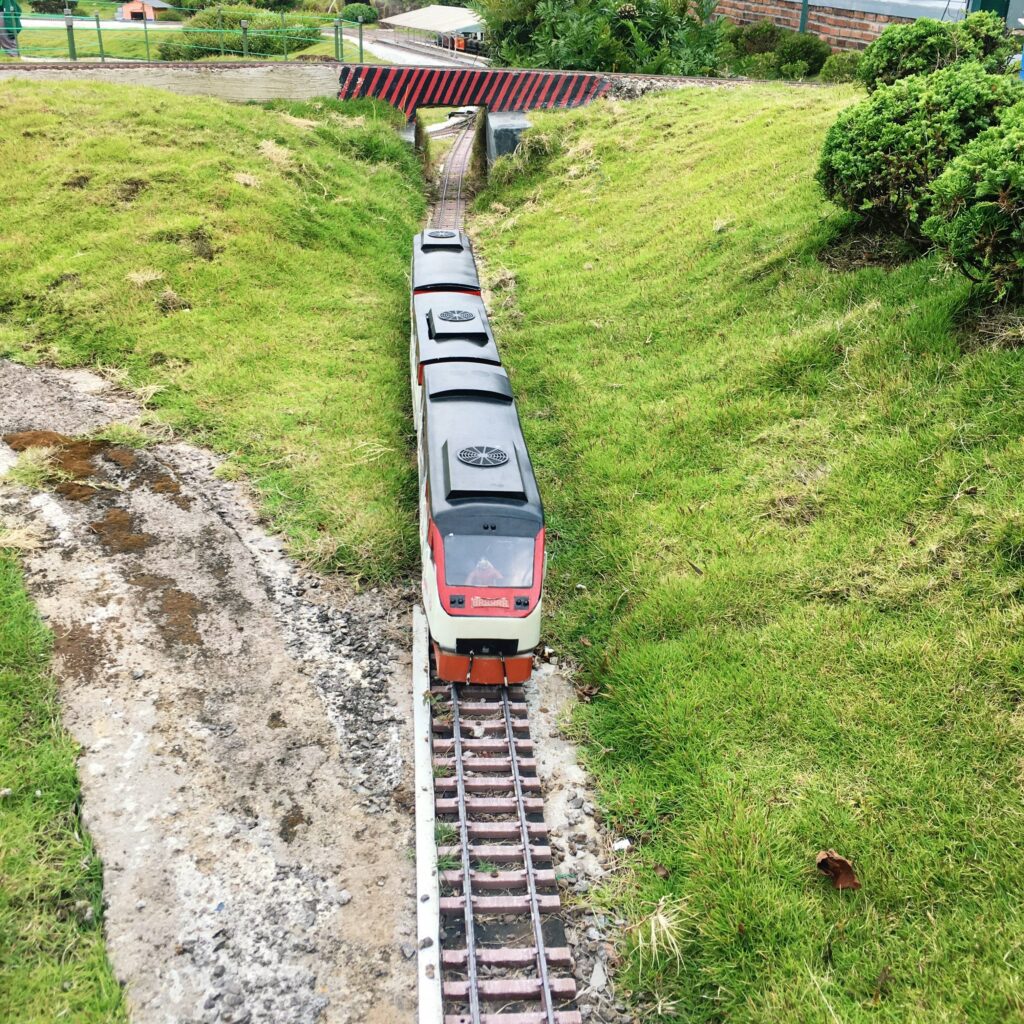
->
[279,803,310,843]
[55,481,100,502]
[104,447,138,470]
[51,620,109,682]
[0,359,416,1024]
[817,225,920,273]
[89,507,156,554]
[3,430,108,479]
[116,177,149,203]
[129,573,207,646]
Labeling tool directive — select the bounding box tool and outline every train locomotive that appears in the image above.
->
[412,229,545,684]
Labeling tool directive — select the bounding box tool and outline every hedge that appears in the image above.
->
[859,11,1016,92]
[158,4,322,59]
[817,61,1022,235]
[924,103,1024,301]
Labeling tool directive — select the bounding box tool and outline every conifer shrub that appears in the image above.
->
[924,103,1024,301]
[817,62,1022,235]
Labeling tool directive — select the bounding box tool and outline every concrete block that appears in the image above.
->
[485,110,530,166]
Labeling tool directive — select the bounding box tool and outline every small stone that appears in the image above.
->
[212,965,225,978]
[400,942,416,960]
[419,936,434,949]
[612,838,631,852]
[132,669,145,680]
[337,889,352,906]
[590,960,608,991]
[0,788,12,798]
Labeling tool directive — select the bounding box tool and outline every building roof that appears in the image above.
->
[380,4,483,34]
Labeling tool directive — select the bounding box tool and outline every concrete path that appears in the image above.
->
[0,361,417,1024]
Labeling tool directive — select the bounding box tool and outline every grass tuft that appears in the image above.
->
[1,447,72,490]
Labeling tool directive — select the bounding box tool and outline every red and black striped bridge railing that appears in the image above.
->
[338,65,611,121]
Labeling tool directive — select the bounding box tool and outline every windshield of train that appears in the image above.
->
[443,535,535,588]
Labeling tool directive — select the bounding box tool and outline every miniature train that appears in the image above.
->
[411,229,545,684]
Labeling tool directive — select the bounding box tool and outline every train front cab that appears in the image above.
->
[419,364,544,685]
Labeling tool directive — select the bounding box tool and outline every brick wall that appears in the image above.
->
[715,0,918,51]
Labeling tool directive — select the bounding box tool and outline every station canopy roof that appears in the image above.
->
[379,4,484,34]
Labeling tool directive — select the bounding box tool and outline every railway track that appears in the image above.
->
[413,611,580,1024]
[432,112,476,231]
[414,110,581,1024]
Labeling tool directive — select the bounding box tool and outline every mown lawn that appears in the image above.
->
[0,81,423,577]
[0,550,127,1022]
[472,86,1024,1022]
[5,27,372,62]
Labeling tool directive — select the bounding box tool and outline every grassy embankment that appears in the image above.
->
[0,80,424,1020]
[1,81,424,575]
[471,86,1024,1022]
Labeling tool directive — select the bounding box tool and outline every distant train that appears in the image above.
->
[411,230,545,685]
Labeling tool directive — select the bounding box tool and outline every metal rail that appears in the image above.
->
[502,691,556,1024]
[450,684,482,1024]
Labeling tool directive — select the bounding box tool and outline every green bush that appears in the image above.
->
[924,103,1024,301]
[817,62,1022,235]
[738,51,779,79]
[737,18,785,55]
[773,30,830,76]
[341,2,377,22]
[858,18,967,91]
[955,9,1017,74]
[29,0,76,11]
[819,50,861,83]
[158,4,322,59]
[777,58,809,80]
[858,12,1014,93]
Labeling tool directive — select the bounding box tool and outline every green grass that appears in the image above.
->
[471,86,1024,1022]
[13,27,155,60]
[0,81,424,577]
[0,551,127,1021]
[6,27,374,62]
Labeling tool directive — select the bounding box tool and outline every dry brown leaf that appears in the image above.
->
[816,849,861,890]
[580,636,592,647]
[653,863,670,880]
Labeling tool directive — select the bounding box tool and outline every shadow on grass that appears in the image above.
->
[814,215,922,273]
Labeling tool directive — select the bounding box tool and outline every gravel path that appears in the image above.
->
[0,360,417,1024]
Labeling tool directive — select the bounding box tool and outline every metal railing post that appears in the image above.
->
[358,16,363,62]
[95,12,105,62]
[142,14,150,60]
[217,6,224,55]
[63,8,76,60]
[799,0,809,32]
[240,18,248,57]
[280,10,287,59]
[333,17,340,60]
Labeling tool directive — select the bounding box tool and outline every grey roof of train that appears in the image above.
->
[413,291,501,370]
[421,363,543,533]
[412,230,481,293]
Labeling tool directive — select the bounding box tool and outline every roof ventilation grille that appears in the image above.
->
[439,309,475,323]
[458,445,509,468]
[428,230,457,239]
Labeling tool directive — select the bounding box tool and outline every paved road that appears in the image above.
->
[346,34,462,66]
